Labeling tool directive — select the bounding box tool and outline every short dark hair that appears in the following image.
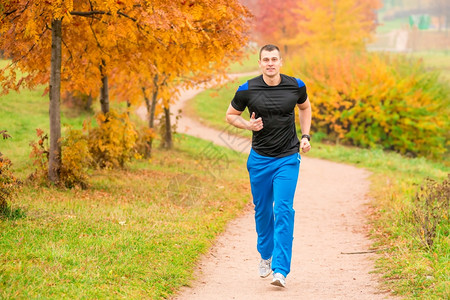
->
[259,44,281,59]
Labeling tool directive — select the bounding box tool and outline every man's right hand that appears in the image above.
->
[249,112,264,131]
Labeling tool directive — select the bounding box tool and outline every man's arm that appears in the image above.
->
[297,98,312,153]
[225,104,263,131]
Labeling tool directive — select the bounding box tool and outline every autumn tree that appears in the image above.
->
[285,0,382,51]
[108,0,252,152]
[242,0,301,54]
[242,0,381,53]
[0,2,72,183]
[0,0,251,180]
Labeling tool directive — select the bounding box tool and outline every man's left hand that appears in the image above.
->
[300,138,311,153]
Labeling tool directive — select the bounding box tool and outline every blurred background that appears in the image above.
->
[241,0,450,53]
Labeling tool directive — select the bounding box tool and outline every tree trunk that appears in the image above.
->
[126,100,131,116]
[142,87,151,122]
[142,85,158,130]
[141,75,160,156]
[149,74,159,129]
[48,18,62,183]
[85,93,93,111]
[100,60,109,114]
[163,106,172,149]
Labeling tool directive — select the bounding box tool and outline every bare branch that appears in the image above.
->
[69,10,111,17]
[117,10,137,22]
[61,36,73,63]
[88,17,109,57]
[88,0,94,11]
[3,9,18,17]
[1,0,29,22]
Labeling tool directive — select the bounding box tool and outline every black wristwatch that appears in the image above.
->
[301,134,310,141]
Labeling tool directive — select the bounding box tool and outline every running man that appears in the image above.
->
[225,44,312,287]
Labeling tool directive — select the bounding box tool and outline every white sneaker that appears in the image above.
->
[259,258,272,278]
[271,272,286,287]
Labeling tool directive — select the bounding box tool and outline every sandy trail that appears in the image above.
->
[138,73,395,299]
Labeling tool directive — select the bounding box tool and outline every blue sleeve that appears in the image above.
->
[296,78,305,88]
[296,78,308,104]
[231,81,249,111]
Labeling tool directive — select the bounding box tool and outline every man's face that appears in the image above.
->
[258,50,282,78]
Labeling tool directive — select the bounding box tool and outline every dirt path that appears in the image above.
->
[138,74,396,299]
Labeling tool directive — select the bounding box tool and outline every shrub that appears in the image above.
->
[62,91,94,113]
[28,128,49,184]
[411,174,449,249]
[60,127,92,188]
[29,128,92,188]
[0,130,21,216]
[285,49,450,158]
[85,110,138,169]
[134,126,157,159]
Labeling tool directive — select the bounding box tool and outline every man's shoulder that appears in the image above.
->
[281,74,305,88]
[236,75,262,92]
[247,75,264,88]
[236,80,249,92]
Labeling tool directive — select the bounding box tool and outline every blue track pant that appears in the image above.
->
[247,149,300,278]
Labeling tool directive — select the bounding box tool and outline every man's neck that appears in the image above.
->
[262,74,281,86]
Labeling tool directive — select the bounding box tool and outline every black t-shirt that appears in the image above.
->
[231,74,308,157]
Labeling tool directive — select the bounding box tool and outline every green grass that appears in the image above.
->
[226,48,259,73]
[1,137,250,299]
[188,73,450,299]
[407,50,450,81]
[0,85,94,177]
[376,17,410,34]
[0,64,251,298]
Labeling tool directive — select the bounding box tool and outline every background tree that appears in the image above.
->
[1,1,144,181]
[244,0,300,54]
[1,0,251,180]
[242,0,381,53]
[286,0,381,51]
[109,0,252,151]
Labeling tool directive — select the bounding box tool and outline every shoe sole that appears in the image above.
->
[271,278,286,287]
[260,270,272,278]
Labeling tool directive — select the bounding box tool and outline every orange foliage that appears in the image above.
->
[246,0,300,53]
[84,110,138,169]
[285,49,450,157]
[108,0,252,113]
[286,0,381,51]
[244,0,381,52]
[0,131,19,210]
[0,0,251,103]
[1,0,252,180]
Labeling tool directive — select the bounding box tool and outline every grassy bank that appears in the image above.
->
[1,136,250,299]
[186,75,449,299]
[0,77,250,298]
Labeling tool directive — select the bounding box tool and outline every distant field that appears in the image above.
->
[369,14,450,81]
[408,50,450,81]
[376,17,410,34]
[227,48,259,73]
